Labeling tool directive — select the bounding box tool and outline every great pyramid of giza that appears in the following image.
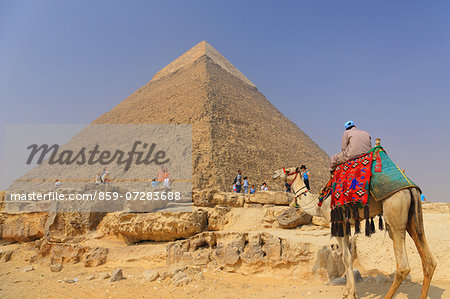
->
[92,41,330,192]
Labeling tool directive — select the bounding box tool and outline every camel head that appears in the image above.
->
[272,167,300,184]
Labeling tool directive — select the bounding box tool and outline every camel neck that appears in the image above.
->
[298,192,321,217]
[290,174,320,217]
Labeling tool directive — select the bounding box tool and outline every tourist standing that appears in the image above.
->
[234,170,243,193]
[102,168,110,185]
[243,176,249,194]
[163,167,170,188]
[300,165,310,191]
[95,173,100,185]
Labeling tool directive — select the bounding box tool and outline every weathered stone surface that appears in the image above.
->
[276,208,312,229]
[0,249,13,262]
[109,268,124,282]
[50,264,63,272]
[210,192,245,207]
[83,247,108,267]
[143,270,159,282]
[172,271,187,282]
[311,216,330,228]
[167,231,312,272]
[2,212,48,242]
[44,211,106,243]
[172,272,191,287]
[202,206,231,231]
[312,245,345,280]
[168,265,188,276]
[354,269,363,282]
[98,272,110,280]
[246,191,293,206]
[200,206,294,231]
[0,212,7,237]
[23,265,34,272]
[98,210,207,243]
[86,274,95,280]
[194,191,247,207]
[0,191,5,212]
[38,240,108,267]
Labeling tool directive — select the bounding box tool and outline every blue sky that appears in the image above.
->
[1,1,449,201]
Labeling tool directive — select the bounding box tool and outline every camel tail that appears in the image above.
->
[409,188,425,236]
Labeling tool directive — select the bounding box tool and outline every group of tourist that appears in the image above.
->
[232,168,312,194]
[232,170,252,193]
[95,168,110,185]
[151,166,170,188]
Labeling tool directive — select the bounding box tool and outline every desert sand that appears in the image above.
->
[1,201,449,299]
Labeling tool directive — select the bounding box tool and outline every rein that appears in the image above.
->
[283,167,309,198]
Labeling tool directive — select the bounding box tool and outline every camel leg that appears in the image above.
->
[406,190,437,298]
[383,190,411,299]
[337,236,357,299]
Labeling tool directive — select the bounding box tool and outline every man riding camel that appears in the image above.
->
[330,120,372,170]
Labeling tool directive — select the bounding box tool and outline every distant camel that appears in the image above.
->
[273,167,436,299]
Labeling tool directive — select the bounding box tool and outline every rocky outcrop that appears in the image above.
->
[193,190,246,207]
[210,192,246,207]
[0,191,5,211]
[276,208,312,229]
[1,212,48,242]
[44,211,106,243]
[201,206,305,231]
[312,245,345,281]
[203,206,232,231]
[98,210,207,243]
[0,249,13,262]
[245,191,293,206]
[312,216,330,228]
[38,239,108,267]
[194,191,295,208]
[166,231,312,273]
[109,268,124,282]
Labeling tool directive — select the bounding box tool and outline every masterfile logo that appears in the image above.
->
[26,141,170,171]
[3,124,192,213]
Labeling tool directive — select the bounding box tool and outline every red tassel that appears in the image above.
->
[374,153,382,172]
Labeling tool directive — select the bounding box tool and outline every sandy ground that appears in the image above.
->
[1,204,449,298]
[1,258,449,299]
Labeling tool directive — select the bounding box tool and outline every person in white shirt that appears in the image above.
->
[260,182,268,191]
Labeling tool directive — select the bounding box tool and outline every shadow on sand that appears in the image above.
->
[356,281,445,299]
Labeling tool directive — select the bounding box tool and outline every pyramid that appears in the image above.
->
[92,41,331,192]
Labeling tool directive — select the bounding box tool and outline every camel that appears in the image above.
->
[272,166,436,299]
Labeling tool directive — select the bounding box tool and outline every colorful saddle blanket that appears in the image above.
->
[331,152,373,210]
[368,146,420,201]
